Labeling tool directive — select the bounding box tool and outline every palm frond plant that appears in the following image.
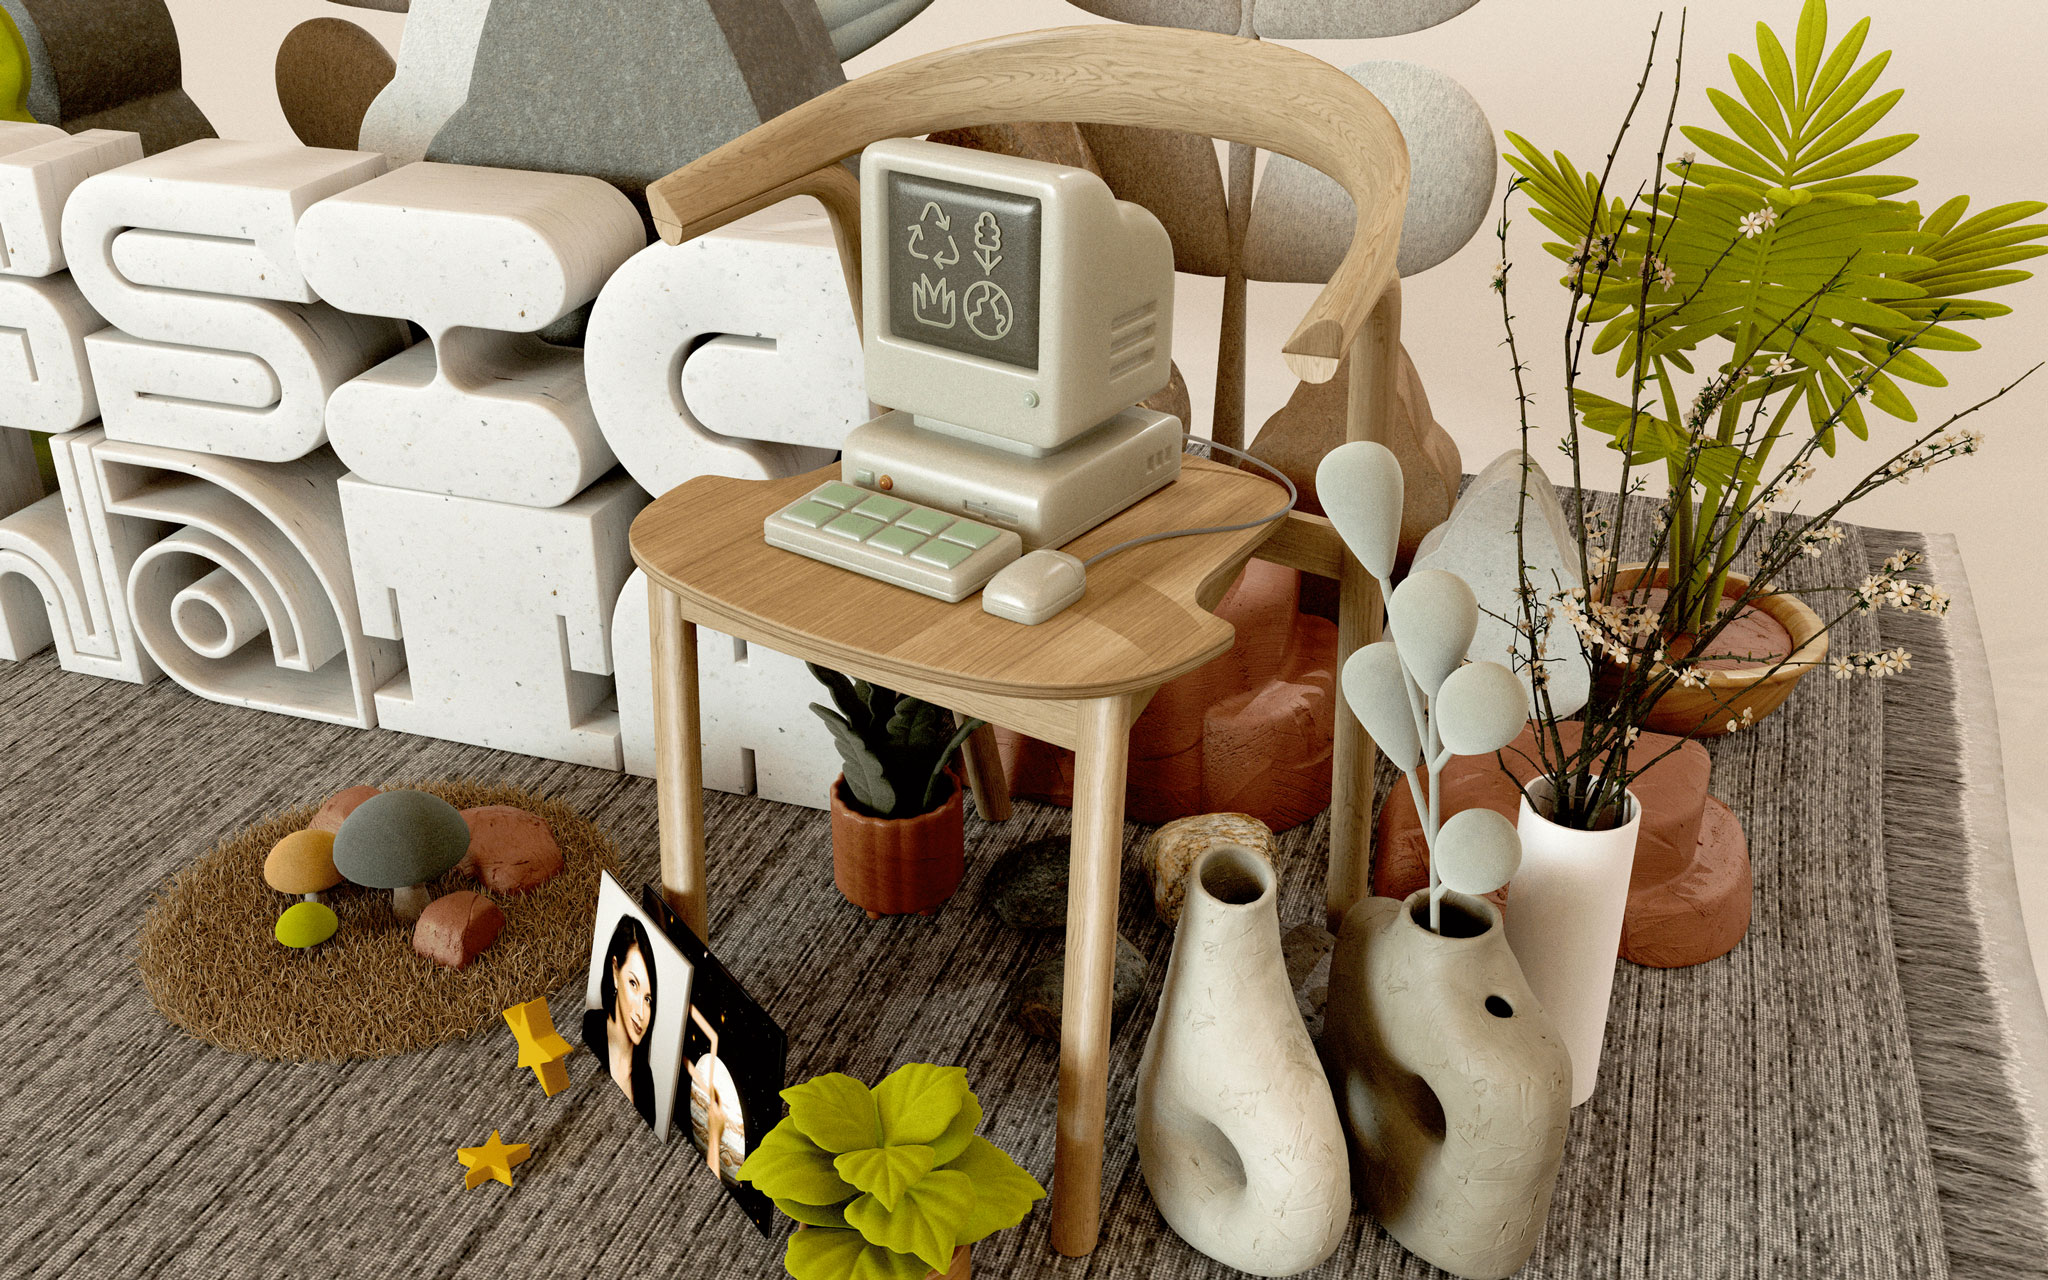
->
[1504,0,2045,640]
[1493,5,2039,829]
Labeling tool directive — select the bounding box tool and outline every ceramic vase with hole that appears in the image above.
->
[1135,845,1349,1276]
[828,772,965,919]
[1505,776,1642,1106]
[1322,889,1571,1280]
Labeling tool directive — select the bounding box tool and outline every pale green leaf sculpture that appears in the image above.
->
[834,1144,937,1213]
[738,1063,1046,1280]
[787,1072,883,1154]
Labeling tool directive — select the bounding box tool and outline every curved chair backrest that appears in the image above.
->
[644,23,1408,385]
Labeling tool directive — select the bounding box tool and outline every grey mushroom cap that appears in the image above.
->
[333,790,471,890]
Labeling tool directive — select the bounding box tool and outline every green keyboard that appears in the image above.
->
[763,481,1024,602]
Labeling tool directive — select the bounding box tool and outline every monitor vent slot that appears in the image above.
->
[1108,300,1159,380]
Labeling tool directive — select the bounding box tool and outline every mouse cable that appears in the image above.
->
[1080,434,1300,569]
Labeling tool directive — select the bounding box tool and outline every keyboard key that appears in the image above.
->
[940,520,1001,550]
[869,525,925,556]
[824,512,885,541]
[898,507,953,537]
[852,494,912,523]
[911,539,974,569]
[815,482,868,508]
[781,499,841,529]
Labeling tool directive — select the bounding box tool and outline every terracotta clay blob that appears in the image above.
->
[995,559,1336,832]
[1323,889,1571,1279]
[1375,722,1752,968]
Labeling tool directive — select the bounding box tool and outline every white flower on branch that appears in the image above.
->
[1738,207,1778,238]
[1764,354,1798,377]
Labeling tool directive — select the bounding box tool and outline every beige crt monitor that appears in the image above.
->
[844,138,1184,551]
[859,137,1174,453]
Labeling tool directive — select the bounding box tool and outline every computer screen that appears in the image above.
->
[884,171,1042,371]
[860,139,1174,457]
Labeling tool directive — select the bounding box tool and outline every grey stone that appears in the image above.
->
[1252,0,1484,39]
[1011,935,1146,1041]
[1410,449,1590,719]
[983,836,1070,930]
[1283,921,1335,1038]
[424,0,843,220]
[1243,59,1495,282]
[327,0,412,10]
[1,0,214,153]
[815,0,934,59]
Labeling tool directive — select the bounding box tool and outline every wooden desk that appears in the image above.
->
[630,456,1294,1256]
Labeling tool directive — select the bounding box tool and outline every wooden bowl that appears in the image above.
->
[1597,564,1827,738]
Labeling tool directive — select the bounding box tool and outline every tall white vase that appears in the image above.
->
[1505,777,1642,1106]
[1136,845,1350,1276]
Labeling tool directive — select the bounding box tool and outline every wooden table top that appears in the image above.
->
[630,457,1288,700]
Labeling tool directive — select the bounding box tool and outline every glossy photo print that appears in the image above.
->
[644,889,788,1236]
[582,873,693,1136]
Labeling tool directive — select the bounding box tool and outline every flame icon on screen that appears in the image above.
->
[912,273,957,329]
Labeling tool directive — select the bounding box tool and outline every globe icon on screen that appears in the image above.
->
[963,280,1014,342]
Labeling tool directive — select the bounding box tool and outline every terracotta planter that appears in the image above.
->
[829,773,965,919]
[1599,564,1826,737]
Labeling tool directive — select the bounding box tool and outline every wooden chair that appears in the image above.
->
[635,23,1407,1257]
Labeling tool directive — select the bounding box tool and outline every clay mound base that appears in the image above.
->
[137,780,621,1062]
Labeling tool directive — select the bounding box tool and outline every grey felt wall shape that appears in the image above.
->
[423,0,845,219]
[1067,0,1481,35]
[0,0,214,154]
[277,18,397,151]
[326,0,412,10]
[1246,59,1495,282]
[815,0,936,59]
[356,0,491,164]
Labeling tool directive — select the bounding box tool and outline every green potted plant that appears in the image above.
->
[737,1063,1046,1280]
[1503,0,2044,733]
[1483,3,2036,1098]
[808,664,982,919]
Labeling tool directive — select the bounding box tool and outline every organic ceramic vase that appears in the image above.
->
[1323,889,1572,1280]
[1598,565,1826,737]
[1504,777,1642,1105]
[828,772,965,918]
[1136,844,1349,1276]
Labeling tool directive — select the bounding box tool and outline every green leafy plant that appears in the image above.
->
[1490,8,2037,830]
[737,1064,1046,1280]
[808,664,981,820]
[1504,0,2045,634]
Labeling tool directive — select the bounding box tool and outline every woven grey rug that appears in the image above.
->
[0,524,2043,1279]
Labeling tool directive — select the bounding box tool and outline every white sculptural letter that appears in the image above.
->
[61,140,407,462]
[298,162,645,508]
[93,438,403,723]
[585,201,866,494]
[613,568,842,806]
[337,473,650,767]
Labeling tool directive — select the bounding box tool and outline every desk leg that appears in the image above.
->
[649,580,709,942]
[1051,692,1136,1258]
[958,719,1012,822]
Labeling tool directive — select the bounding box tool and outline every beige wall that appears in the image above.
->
[165,0,2048,980]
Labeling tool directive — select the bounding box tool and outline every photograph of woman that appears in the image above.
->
[686,1006,747,1184]
[582,874,692,1135]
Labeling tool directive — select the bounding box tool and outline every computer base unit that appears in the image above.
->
[840,406,1183,552]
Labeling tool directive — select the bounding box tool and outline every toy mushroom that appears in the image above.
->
[332,789,471,921]
[275,901,340,949]
[265,829,342,902]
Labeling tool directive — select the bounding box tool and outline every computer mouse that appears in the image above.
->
[981,549,1087,625]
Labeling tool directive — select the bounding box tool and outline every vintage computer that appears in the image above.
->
[766,138,1284,624]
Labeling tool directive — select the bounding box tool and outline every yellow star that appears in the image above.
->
[457,1130,530,1189]
[503,998,574,1097]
